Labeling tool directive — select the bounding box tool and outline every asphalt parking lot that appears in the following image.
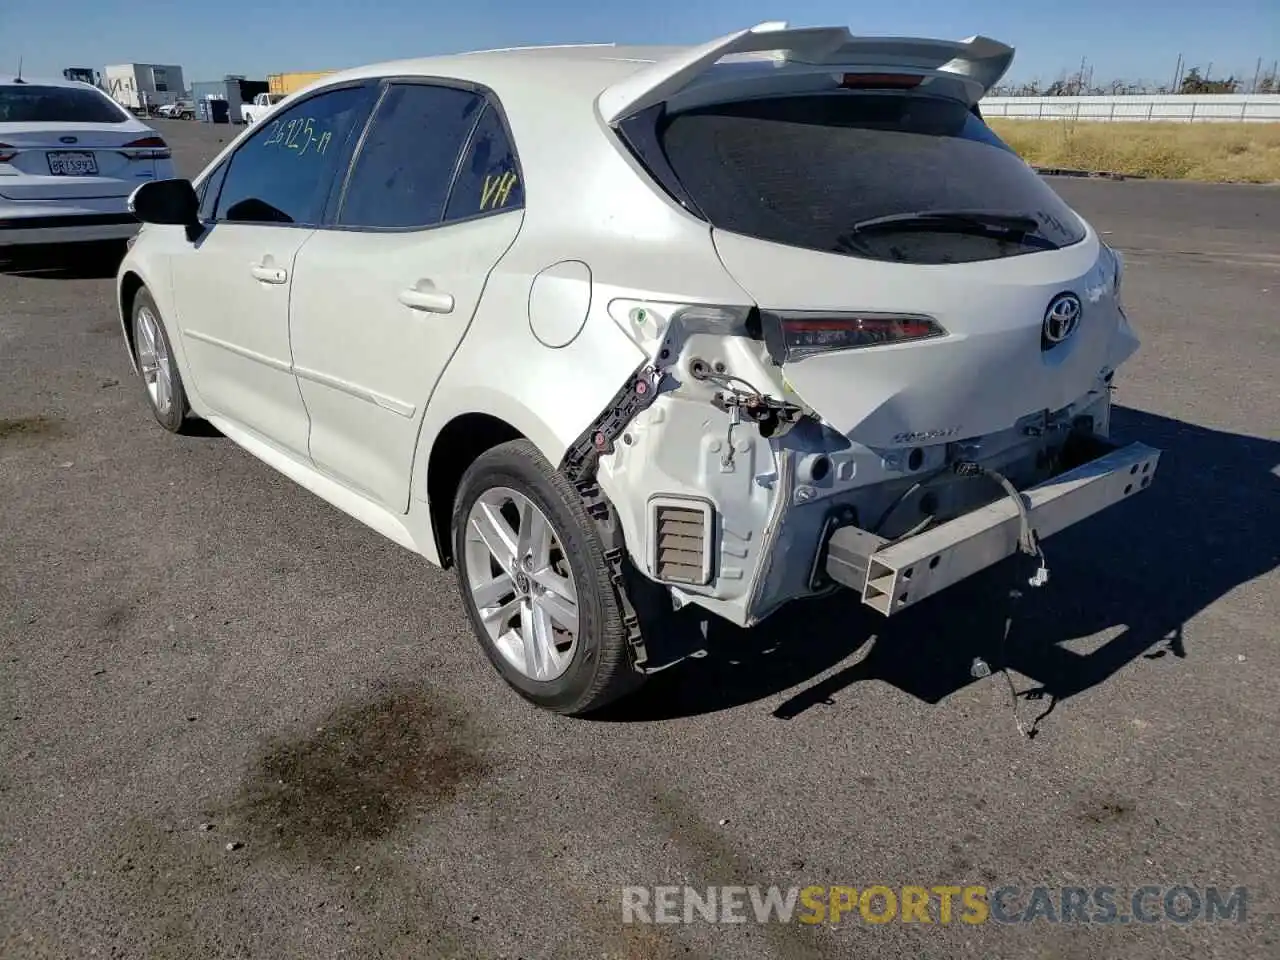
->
[2,118,1277,959]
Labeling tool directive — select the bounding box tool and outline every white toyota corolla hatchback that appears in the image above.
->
[116,22,1160,715]
[0,77,175,248]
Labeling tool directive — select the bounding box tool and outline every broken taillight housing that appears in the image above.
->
[760,310,947,362]
[607,299,755,354]
[121,136,171,160]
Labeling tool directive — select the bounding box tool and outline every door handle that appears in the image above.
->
[250,263,287,284]
[398,285,454,314]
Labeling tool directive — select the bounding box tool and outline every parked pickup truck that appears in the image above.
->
[241,92,285,125]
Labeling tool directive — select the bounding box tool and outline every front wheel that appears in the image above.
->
[451,440,646,715]
[131,288,193,433]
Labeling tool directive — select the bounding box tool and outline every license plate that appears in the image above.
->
[47,151,99,176]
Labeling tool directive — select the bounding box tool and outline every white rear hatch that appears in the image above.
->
[0,82,168,201]
[607,24,1137,446]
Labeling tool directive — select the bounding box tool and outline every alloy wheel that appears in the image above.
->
[463,487,580,682]
[134,305,173,417]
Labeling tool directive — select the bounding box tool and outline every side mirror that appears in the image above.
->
[128,178,199,227]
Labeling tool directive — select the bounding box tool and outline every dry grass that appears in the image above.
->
[988,119,1280,183]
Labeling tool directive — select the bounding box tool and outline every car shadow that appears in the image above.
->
[0,240,128,280]
[594,407,1278,727]
[179,419,225,439]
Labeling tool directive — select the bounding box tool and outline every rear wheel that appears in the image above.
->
[451,440,645,715]
[131,288,192,433]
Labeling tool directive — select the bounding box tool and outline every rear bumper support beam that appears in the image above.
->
[824,440,1162,615]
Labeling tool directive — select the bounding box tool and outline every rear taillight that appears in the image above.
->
[607,300,946,361]
[761,311,946,362]
[0,143,15,162]
[121,136,171,160]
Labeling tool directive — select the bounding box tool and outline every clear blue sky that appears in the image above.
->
[2,0,1276,88]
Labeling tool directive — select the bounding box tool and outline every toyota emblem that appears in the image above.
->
[1043,292,1082,347]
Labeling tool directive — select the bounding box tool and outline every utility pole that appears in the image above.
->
[1171,53,1183,93]
[1252,57,1262,93]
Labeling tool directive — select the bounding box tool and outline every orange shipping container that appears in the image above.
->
[267,71,335,97]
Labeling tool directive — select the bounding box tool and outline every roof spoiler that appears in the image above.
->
[597,21,1015,124]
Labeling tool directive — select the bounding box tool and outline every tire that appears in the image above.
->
[451,439,646,715]
[130,287,192,433]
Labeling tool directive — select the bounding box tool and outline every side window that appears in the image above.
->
[197,162,227,221]
[214,85,373,225]
[337,83,485,229]
[444,103,523,221]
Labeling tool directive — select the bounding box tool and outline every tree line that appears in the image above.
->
[991,63,1279,97]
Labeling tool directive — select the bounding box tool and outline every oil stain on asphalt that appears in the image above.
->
[0,415,68,442]
[220,685,489,862]
[97,600,135,634]
[94,686,490,957]
[1075,793,1136,825]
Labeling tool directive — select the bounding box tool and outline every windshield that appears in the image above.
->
[0,84,127,124]
[656,92,1087,265]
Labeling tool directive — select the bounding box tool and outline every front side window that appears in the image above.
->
[337,82,485,229]
[0,85,127,123]
[197,162,228,221]
[656,92,1087,265]
[213,85,373,225]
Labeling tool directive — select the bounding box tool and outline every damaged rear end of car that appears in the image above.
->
[563,22,1161,630]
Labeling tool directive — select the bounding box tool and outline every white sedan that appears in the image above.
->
[157,100,195,120]
[116,22,1159,715]
[0,76,176,248]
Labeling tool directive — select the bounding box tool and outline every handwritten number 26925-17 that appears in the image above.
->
[261,117,328,157]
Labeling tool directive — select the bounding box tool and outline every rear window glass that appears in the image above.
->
[0,85,127,124]
[656,93,1086,265]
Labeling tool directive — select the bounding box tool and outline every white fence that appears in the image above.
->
[979,94,1280,123]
